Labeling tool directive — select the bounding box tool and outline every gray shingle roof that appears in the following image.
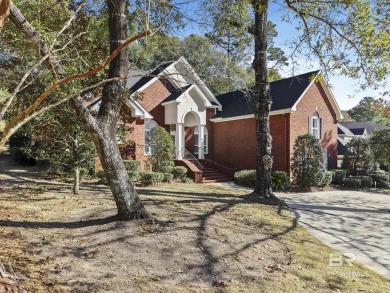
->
[338,123,354,136]
[214,70,320,119]
[129,61,174,92]
[339,121,390,135]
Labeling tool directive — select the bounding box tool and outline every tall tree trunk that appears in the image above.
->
[89,0,148,219]
[8,0,149,220]
[252,0,274,198]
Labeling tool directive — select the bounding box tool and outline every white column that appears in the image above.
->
[198,125,205,159]
[176,123,184,160]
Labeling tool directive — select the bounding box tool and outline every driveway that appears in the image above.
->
[277,190,390,279]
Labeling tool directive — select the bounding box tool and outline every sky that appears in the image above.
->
[174,0,390,111]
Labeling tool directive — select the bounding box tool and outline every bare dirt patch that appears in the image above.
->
[1,149,390,292]
[0,151,289,292]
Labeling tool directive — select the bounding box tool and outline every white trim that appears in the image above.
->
[176,57,222,110]
[318,77,343,120]
[291,71,343,120]
[210,109,293,123]
[210,114,254,123]
[161,100,180,106]
[131,62,177,95]
[126,99,153,120]
[291,72,319,111]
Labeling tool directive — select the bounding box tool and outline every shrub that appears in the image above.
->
[95,169,105,179]
[79,168,89,178]
[10,147,36,166]
[141,172,164,185]
[291,134,326,187]
[368,172,389,183]
[271,171,289,191]
[149,126,175,172]
[234,169,256,187]
[163,173,174,183]
[322,171,333,186]
[331,169,347,185]
[180,177,193,183]
[172,166,188,179]
[159,160,175,174]
[344,178,361,189]
[123,160,140,171]
[328,170,336,182]
[377,180,390,188]
[357,176,373,188]
[128,171,141,182]
[343,138,374,175]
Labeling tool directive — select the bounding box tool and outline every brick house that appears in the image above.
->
[337,121,390,167]
[92,57,343,181]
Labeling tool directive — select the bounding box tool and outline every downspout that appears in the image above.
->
[285,114,290,176]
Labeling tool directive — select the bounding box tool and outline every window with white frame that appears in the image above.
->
[144,120,157,155]
[309,112,322,139]
[194,126,208,154]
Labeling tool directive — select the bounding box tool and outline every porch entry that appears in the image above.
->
[174,111,207,160]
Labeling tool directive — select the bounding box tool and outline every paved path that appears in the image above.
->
[277,190,390,279]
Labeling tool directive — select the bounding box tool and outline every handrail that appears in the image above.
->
[206,152,235,170]
[182,147,203,171]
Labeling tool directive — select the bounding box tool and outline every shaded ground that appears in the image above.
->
[1,149,390,292]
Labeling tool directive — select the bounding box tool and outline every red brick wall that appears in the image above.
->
[270,114,289,172]
[289,81,338,170]
[212,115,290,172]
[213,118,257,170]
[139,79,172,128]
[212,81,338,173]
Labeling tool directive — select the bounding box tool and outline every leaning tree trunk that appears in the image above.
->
[8,0,149,220]
[90,0,148,219]
[252,0,274,198]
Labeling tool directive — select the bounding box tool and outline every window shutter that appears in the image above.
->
[320,118,324,139]
[308,116,312,134]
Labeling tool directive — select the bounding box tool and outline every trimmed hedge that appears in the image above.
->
[330,169,347,185]
[234,169,256,187]
[322,171,333,186]
[128,171,141,182]
[180,177,193,183]
[141,172,164,185]
[158,160,175,174]
[163,173,174,183]
[172,166,187,179]
[358,176,373,188]
[123,160,140,171]
[368,172,389,183]
[271,171,289,191]
[377,180,390,188]
[344,178,361,189]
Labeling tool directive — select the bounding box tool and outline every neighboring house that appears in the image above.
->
[337,121,390,167]
[92,57,344,181]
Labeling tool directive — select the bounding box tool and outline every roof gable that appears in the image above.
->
[213,71,343,120]
[129,57,222,110]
